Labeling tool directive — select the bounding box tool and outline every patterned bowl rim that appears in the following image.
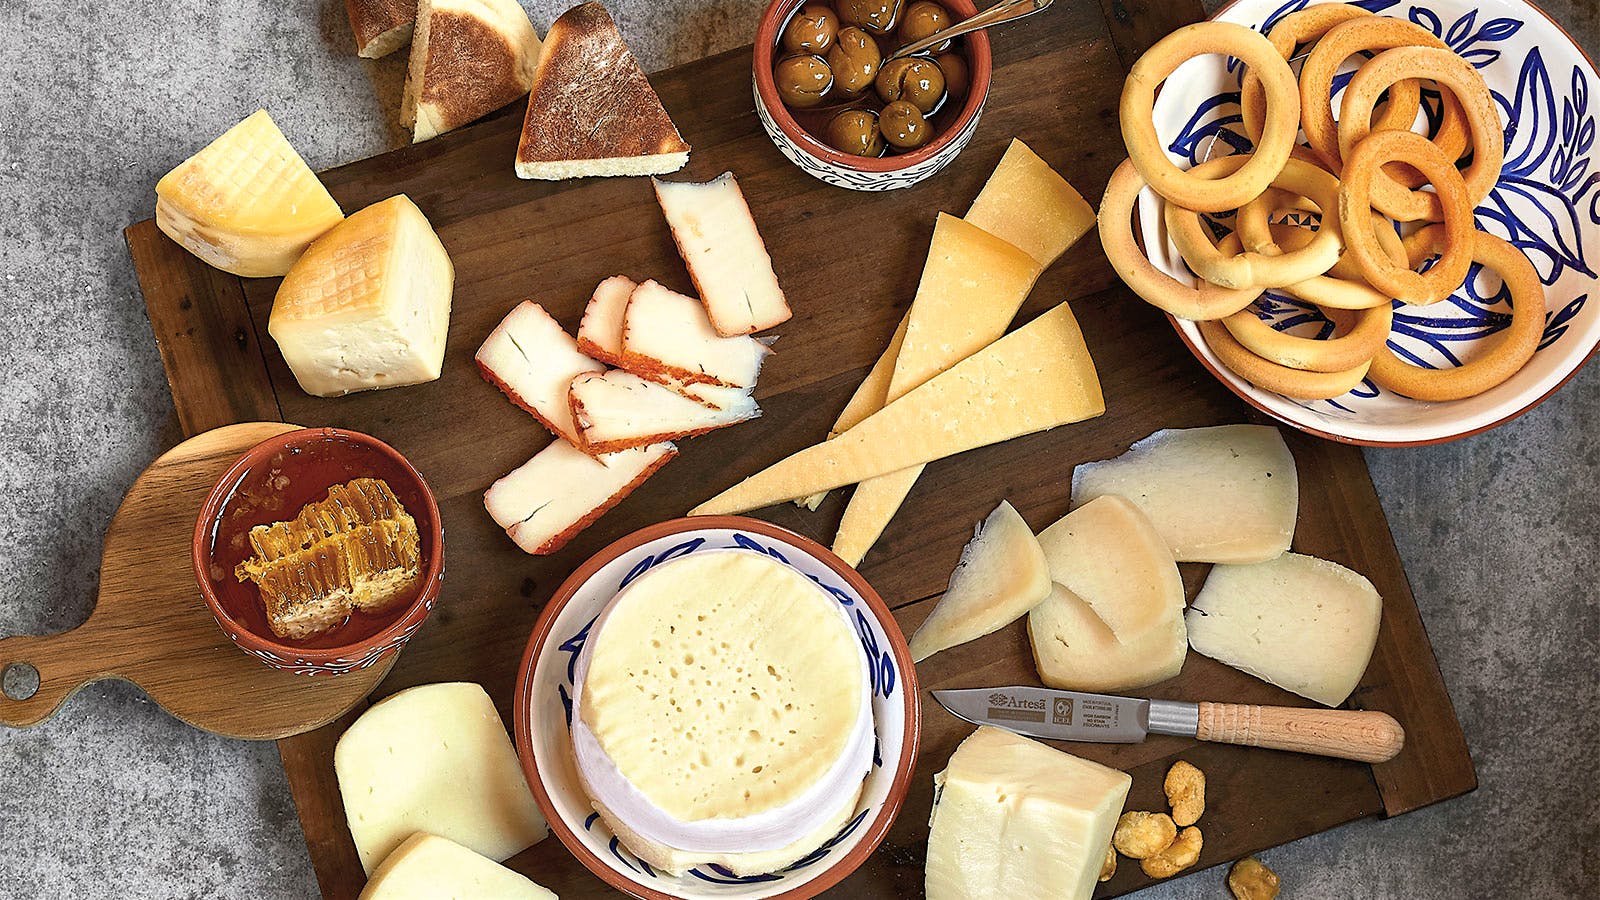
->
[190,426,444,665]
[752,0,993,174]
[512,515,921,900]
[1165,0,1600,447]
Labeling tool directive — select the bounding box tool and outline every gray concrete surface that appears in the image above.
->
[0,0,1595,897]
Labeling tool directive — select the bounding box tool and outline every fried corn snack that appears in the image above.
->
[1228,857,1281,900]
[1165,760,1206,826]
[1099,844,1117,882]
[1113,811,1178,859]
[1140,825,1203,879]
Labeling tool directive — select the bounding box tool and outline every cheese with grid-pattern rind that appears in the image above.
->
[476,301,604,445]
[357,833,555,899]
[1034,495,1184,643]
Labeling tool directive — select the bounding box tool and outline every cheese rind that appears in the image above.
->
[1186,552,1382,707]
[621,280,771,387]
[485,439,675,555]
[569,369,758,453]
[356,833,555,900]
[653,173,792,335]
[964,139,1096,268]
[576,275,637,367]
[334,683,548,874]
[926,726,1131,900]
[476,301,604,445]
[1028,583,1186,692]
[404,0,543,143]
[1035,495,1184,643]
[1071,424,1298,564]
[344,0,416,58]
[909,501,1052,663]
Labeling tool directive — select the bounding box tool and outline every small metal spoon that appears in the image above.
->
[883,0,1055,64]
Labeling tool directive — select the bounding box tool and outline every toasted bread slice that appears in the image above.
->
[345,0,416,58]
[569,370,759,453]
[476,301,604,445]
[620,280,771,388]
[515,2,690,179]
[576,275,636,367]
[403,0,543,143]
[485,440,675,555]
[653,173,790,336]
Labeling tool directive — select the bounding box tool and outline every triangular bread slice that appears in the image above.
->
[515,2,690,179]
[403,0,543,143]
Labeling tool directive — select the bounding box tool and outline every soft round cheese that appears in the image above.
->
[572,549,872,864]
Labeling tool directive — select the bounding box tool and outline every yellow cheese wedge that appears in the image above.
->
[909,501,1051,662]
[1028,583,1186,692]
[1035,495,1184,643]
[269,195,454,397]
[795,311,910,511]
[357,833,555,900]
[964,139,1096,268]
[926,726,1131,900]
[155,109,344,277]
[689,301,1104,516]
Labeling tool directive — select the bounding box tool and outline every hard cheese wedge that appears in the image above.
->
[485,438,675,555]
[833,213,1043,565]
[155,109,344,278]
[690,301,1104,516]
[1071,424,1298,563]
[1029,583,1187,691]
[403,0,542,143]
[909,501,1051,663]
[795,311,910,511]
[476,301,604,445]
[335,683,548,874]
[1035,495,1184,643]
[357,833,555,900]
[964,139,1096,268]
[345,0,415,58]
[269,195,454,397]
[654,173,792,335]
[1187,552,1382,707]
[576,274,637,367]
[569,369,758,453]
[621,280,771,387]
[926,726,1131,900]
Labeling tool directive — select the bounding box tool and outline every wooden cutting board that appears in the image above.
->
[123,0,1475,896]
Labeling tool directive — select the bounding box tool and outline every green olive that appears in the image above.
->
[875,57,946,113]
[879,99,932,150]
[837,0,899,36]
[781,4,838,54]
[934,51,969,101]
[899,1,952,52]
[825,109,886,157]
[826,27,881,97]
[774,53,834,108]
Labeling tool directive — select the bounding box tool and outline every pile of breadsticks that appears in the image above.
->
[1099,4,1546,402]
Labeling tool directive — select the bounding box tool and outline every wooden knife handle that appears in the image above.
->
[1195,702,1405,763]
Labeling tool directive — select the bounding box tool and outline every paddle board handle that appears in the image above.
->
[0,630,110,729]
[1194,701,1405,763]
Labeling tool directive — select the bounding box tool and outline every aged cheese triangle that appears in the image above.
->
[964,139,1096,268]
[403,0,543,143]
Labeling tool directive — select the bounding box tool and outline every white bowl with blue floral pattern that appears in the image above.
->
[1142,0,1599,445]
[513,517,919,900]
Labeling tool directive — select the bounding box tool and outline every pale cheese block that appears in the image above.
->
[345,0,415,59]
[690,300,1104,516]
[403,0,543,143]
[964,139,1096,268]
[795,311,910,511]
[1028,583,1186,692]
[1034,495,1184,643]
[569,369,758,453]
[155,109,344,278]
[926,726,1130,900]
[1071,424,1297,564]
[909,501,1051,663]
[334,683,548,874]
[653,173,792,335]
[1187,552,1382,707]
[832,214,1043,566]
[476,301,604,445]
[269,195,454,397]
[485,439,675,555]
[575,275,636,367]
[620,280,771,387]
[357,833,555,900]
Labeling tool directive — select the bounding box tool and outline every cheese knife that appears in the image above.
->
[932,686,1405,763]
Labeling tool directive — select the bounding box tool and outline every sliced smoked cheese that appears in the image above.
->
[909,501,1051,662]
[335,683,548,874]
[269,195,453,397]
[1035,495,1184,643]
[345,0,415,58]
[155,109,344,278]
[1071,424,1297,563]
[1029,583,1186,692]
[654,173,791,335]
[575,275,637,367]
[964,139,1096,268]
[476,301,604,445]
[621,280,771,387]
[516,2,690,179]
[485,439,675,555]
[796,311,910,511]
[569,369,759,452]
[926,726,1131,900]
[403,0,543,143]
[1187,552,1382,707]
[357,833,556,900]
[690,301,1104,516]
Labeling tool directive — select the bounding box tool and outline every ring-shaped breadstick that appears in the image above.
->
[1098,158,1263,320]
[1338,129,1474,304]
[1121,22,1299,212]
[1339,46,1503,221]
[1253,219,1403,310]
[1199,318,1372,399]
[1222,298,1393,372]
[1368,225,1545,400]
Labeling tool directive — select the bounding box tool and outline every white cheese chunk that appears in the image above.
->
[569,369,758,453]
[1035,495,1184,643]
[575,274,636,367]
[926,726,1130,900]
[476,301,604,445]
[620,279,771,387]
[484,439,674,555]
[653,172,792,335]
[910,501,1051,662]
[1187,552,1382,707]
[357,833,555,900]
[334,683,548,875]
[1028,583,1186,692]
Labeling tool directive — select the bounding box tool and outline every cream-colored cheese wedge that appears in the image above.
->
[476,301,604,445]
[403,0,542,143]
[653,173,792,335]
[909,501,1051,663]
[155,109,344,278]
[1035,495,1184,643]
[1028,583,1186,692]
[1071,424,1297,564]
[357,833,555,900]
[1187,552,1382,707]
[569,370,758,453]
[964,139,1096,268]
[576,275,637,367]
[833,214,1043,566]
[690,300,1103,516]
[344,0,415,58]
[334,683,548,875]
[269,195,454,397]
[795,311,910,511]
[621,280,772,388]
[926,726,1130,900]
[485,439,675,555]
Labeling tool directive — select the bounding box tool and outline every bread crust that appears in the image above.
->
[344,0,415,58]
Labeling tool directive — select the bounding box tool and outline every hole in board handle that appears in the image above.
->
[3,663,40,701]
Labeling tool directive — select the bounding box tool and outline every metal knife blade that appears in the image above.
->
[932,686,1197,744]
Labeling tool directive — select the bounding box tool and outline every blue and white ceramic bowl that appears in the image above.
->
[1142,0,1599,445]
[513,517,919,900]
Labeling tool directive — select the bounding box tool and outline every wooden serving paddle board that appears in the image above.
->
[121,0,1476,895]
